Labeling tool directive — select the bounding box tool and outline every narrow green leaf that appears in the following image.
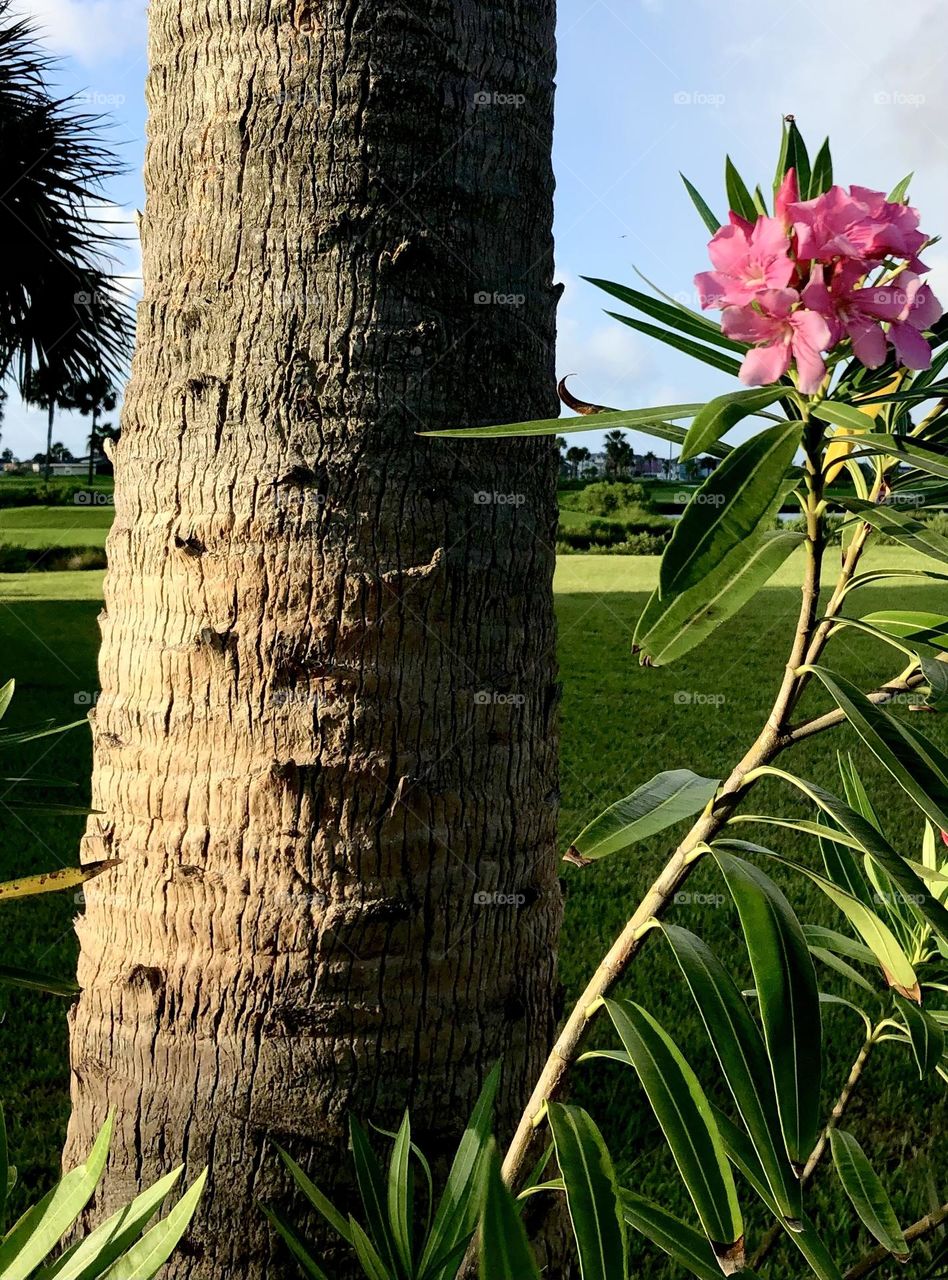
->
[725,156,757,222]
[260,1205,328,1280]
[634,530,803,666]
[838,497,948,563]
[857,611,948,653]
[806,666,948,836]
[0,1115,114,1280]
[421,403,703,440]
[478,1143,539,1280]
[98,1169,207,1280]
[773,119,790,192]
[0,681,14,724]
[420,1063,500,1277]
[276,1146,353,1247]
[547,1104,628,1280]
[712,852,821,1166]
[835,433,948,480]
[39,1169,185,1280]
[896,994,945,1077]
[0,1105,7,1238]
[0,965,79,998]
[605,313,743,377]
[604,1000,744,1270]
[829,1130,908,1258]
[661,924,802,1221]
[786,119,811,198]
[349,1218,390,1280]
[566,770,719,863]
[713,1108,844,1280]
[660,421,802,598]
[621,1192,723,1280]
[349,1117,401,1278]
[0,863,116,903]
[888,172,913,203]
[388,1113,413,1276]
[681,387,786,461]
[810,138,833,195]
[582,278,744,352]
[681,173,722,234]
[812,402,874,433]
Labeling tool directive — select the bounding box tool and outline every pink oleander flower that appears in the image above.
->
[695,213,794,309]
[789,184,929,270]
[722,288,832,394]
[803,262,943,370]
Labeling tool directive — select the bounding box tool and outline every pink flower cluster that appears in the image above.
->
[695,171,942,394]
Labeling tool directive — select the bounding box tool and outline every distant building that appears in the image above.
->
[31,461,87,476]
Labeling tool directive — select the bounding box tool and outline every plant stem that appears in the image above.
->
[501,426,835,1190]
[843,1201,948,1280]
[750,1030,877,1269]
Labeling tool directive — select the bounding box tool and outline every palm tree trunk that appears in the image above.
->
[66,2,561,1275]
[44,402,53,483]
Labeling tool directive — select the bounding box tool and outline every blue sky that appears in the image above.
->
[6,0,948,458]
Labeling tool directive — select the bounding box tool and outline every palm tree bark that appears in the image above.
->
[66,2,561,1275]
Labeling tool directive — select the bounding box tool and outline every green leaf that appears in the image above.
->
[744,849,920,1001]
[838,497,948,563]
[738,766,948,945]
[0,1114,114,1280]
[566,770,719,863]
[725,156,757,222]
[859,611,948,651]
[603,1000,744,1269]
[0,965,79,998]
[661,924,802,1222]
[605,313,743,377]
[829,1130,908,1258]
[275,1146,353,1247]
[98,1169,206,1280]
[834,433,948,480]
[0,863,115,903]
[812,402,874,433]
[349,1218,390,1280]
[773,119,790,193]
[896,994,945,1077]
[681,173,721,234]
[38,1168,185,1280]
[712,852,821,1167]
[786,119,811,198]
[547,1104,627,1280]
[259,1204,328,1280]
[620,1192,723,1280]
[920,654,948,708]
[388,1112,413,1276]
[349,1117,401,1278]
[888,172,913,203]
[0,1105,7,1238]
[681,387,786,461]
[582,278,744,353]
[712,1107,843,1280]
[478,1143,539,1280]
[419,1063,499,1278]
[810,138,833,195]
[421,403,703,440]
[0,680,14,724]
[634,530,803,666]
[806,666,948,836]
[660,421,802,598]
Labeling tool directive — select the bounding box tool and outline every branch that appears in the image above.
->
[843,1201,948,1280]
[782,671,927,746]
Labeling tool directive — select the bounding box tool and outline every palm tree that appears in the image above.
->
[0,2,132,390]
[68,372,118,482]
[603,428,633,479]
[66,3,561,1276]
[565,444,590,478]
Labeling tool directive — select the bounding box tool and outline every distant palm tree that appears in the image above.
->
[68,372,118,482]
[604,428,633,479]
[0,1,132,393]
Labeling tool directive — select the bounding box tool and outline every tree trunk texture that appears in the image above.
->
[65,1,561,1276]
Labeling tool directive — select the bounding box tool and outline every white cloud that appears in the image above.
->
[13,0,146,66]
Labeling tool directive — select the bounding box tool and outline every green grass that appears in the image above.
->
[0,552,945,1272]
[0,506,112,550]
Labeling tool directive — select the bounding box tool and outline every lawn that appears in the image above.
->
[0,552,945,1273]
[0,505,112,550]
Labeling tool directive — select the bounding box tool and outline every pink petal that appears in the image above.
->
[708,223,753,273]
[789,307,832,352]
[739,339,792,387]
[694,271,727,310]
[889,322,933,370]
[721,305,785,345]
[847,318,888,369]
[775,168,798,224]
